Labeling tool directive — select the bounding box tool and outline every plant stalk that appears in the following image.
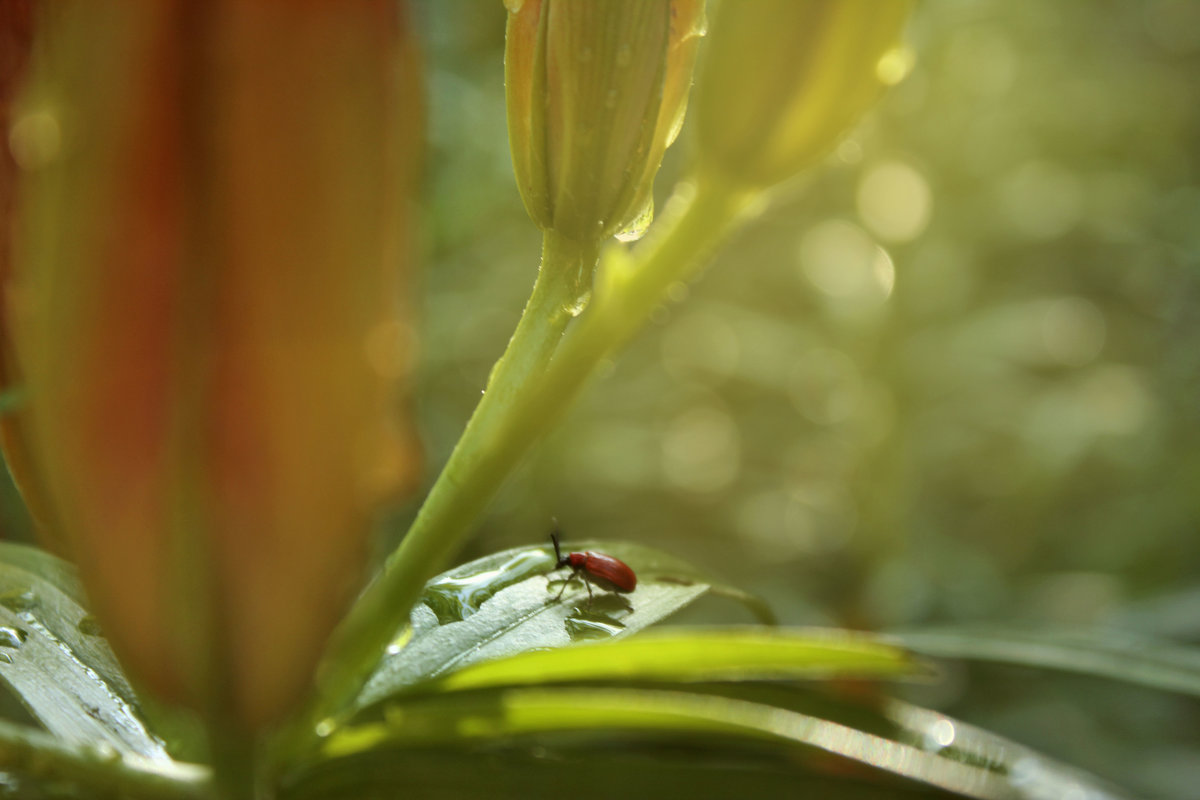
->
[291,230,596,743]
[298,173,756,754]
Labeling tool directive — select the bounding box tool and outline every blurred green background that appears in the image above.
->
[406,1,1200,796]
[2,0,1196,796]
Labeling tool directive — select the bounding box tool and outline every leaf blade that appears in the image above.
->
[892,625,1200,698]
[0,544,166,758]
[321,686,1132,800]
[0,717,208,800]
[427,627,927,692]
[357,542,764,706]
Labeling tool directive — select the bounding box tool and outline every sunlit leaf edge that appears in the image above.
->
[316,686,1131,800]
[410,627,930,694]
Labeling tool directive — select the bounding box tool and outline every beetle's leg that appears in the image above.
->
[553,567,585,602]
[583,573,595,607]
[552,569,570,601]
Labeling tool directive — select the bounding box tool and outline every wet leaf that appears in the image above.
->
[0,717,208,800]
[0,543,166,758]
[883,700,1133,800]
[356,542,766,707]
[419,627,928,693]
[313,687,1131,800]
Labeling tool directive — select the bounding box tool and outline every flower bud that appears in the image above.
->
[504,0,704,243]
[4,0,422,728]
[694,0,914,190]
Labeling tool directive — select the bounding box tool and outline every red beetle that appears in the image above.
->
[550,530,637,604]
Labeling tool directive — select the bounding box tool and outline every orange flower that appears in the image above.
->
[3,0,422,728]
[694,0,914,190]
[505,0,705,243]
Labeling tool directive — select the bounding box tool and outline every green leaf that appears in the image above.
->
[884,700,1132,800]
[418,627,928,693]
[0,540,89,605]
[0,543,167,759]
[312,687,1131,800]
[891,625,1200,698]
[356,542,769,707]
[0,717,208,800]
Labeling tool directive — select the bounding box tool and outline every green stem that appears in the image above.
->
[208,723,261,800]
[293,174,756,755]
[293,230,597,742]
[546,179,754,390]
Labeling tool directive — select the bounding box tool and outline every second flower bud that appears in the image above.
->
[504,0,703,245]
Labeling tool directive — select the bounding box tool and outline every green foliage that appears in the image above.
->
[355,541,723,706]
[0,544,161,757]
[0,541,1154,798]
[412,2,1200,795]
[896,625,1200,699]
[0,1,1196,798]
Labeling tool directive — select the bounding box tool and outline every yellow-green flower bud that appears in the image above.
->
[694,0,914,190]
[504,0,705,244]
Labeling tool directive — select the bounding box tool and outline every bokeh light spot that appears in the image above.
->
[857,160,933,243]
[876,45,917,86]
[927,718,957,750]
[798,219,893,303]
[9,110,62,171]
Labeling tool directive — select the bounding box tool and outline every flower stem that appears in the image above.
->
[300,174,756,752]
[297,230,597,738]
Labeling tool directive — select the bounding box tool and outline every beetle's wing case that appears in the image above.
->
[581,551,637,592]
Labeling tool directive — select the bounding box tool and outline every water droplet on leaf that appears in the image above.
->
[92,743,121,764]
[422,551,552,624]
[0,628,28,649]
[563,289,592,318]
[0,589,36,613]
[564,609,626,641]
[615,198,654,243]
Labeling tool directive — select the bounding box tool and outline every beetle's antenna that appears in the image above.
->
[550,520,564,565]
